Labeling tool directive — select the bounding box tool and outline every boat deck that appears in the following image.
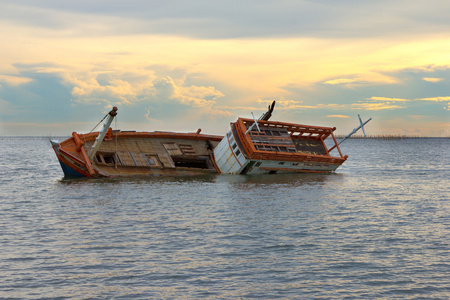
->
[235,118,346,162]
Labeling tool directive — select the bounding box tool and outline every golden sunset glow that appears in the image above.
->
[0,1,449,136]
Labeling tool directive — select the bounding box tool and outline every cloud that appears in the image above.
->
[353,95,450,111]
[0,63,76,122]
[416,96,450,102]
[351,102,405,110]
[415,96,450,111]
[257,97,348,111]
[70,76,138,106]
[199,106,234,119]
[0,98,17,116]
[327,115,350,118]
[323,78,359,85]
[2,1,450,39]
[1,0,450,138]
[281,66,450,118]
[0,63,232,130]
[65,66,226,108]
[366,97,410,102]
[153,76,224,107]
[144,110,163,124]
[269,99,312,110]
[422,77,444,83]
[148,76,232,124]
[1,62,448,136]
[0,74,32,86]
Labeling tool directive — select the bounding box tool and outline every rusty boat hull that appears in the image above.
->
[51,130,223,178]
[51,104,349,178]
[52,122,347,178]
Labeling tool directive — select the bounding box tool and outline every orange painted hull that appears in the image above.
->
[52,118,348,177]
[51,130,223,178]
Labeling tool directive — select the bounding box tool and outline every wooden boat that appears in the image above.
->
[51,102,348,177]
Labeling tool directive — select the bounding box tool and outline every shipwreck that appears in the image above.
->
[51,102,357,177]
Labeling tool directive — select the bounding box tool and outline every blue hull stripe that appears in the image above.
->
[58,160,85,178]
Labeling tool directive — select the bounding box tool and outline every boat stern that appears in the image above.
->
[213,127,252,174]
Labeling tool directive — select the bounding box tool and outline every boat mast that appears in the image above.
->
[88,107,118,161]
[244,101,276,134]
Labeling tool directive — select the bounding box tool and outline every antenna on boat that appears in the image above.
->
[244,101,276,134]
[245,112,264,134]
[338,115,372,145]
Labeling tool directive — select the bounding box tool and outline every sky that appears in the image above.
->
[0,0,449,136]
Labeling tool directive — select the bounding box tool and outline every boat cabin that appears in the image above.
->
[213,118,347,174]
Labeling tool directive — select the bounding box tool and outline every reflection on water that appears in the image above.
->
[0,138,448,299]
[59,172,345,190]
[216,172,344,186]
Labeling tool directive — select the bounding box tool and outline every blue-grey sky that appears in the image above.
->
[0,0,449,136]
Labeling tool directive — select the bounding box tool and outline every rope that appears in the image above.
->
[89,113,109,133]
[115,116,118,168]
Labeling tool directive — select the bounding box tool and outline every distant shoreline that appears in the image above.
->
[1,135,448,140]
[334,135,449,140]
[0,136,71,139]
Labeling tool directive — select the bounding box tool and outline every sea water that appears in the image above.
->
[0,137,448,299]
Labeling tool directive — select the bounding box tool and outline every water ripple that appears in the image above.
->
[0,138,448,299]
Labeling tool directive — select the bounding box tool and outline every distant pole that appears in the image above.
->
[358,114,366,136]
[339,116,372,145]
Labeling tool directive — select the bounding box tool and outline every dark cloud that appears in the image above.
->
[0,64,72,122]
[1,63,448,135]
[278,66,450,126]
[0,63,126,124]
[1,0,449,38]
[0,63,230,131]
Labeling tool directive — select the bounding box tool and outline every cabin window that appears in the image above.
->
[162,142,183,156]
[278,162,285,165]
[145,154,161,167]
[171,156,211,169]
[235,149,241,157]
[95,152,120,166]
[240,161,257,175]
[104,155,115,164]
[255,162,262,167]
[232,143,237,150]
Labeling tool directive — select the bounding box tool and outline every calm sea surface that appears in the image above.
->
[0,137,448,299]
